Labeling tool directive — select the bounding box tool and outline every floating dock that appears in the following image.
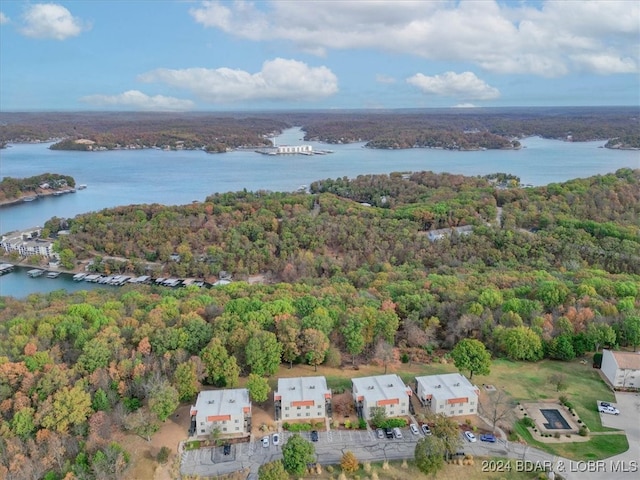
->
[0,263,14,275]
[27,269,45,277]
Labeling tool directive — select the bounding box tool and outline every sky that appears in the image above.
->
[0,0,638,111]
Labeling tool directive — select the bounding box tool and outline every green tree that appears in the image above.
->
[11,407,36,440]
[414,435,446,476]
[431,414,462,457]
[58,248,76,270]
[275,313,301,369]
[92,388,111,412]
[586,322,616,352]
[201,337,240,387]
[478,288,504,309]
[342,316,365,366]
[495,326,543,361]
[301,328,329,371]
[450,338,491,379]
[149,380,179,422]
[245,330,282,376]
[621,315,640,351]
[547,334,576,361]
[41,384,93,433]
[247,373,271,404]
[174,360,200,402]
[282,433,315,476]
[258,460,288,480]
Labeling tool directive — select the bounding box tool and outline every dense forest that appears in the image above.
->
[0,174,76,202]
[1,169,639,480]
[1,107,638,152]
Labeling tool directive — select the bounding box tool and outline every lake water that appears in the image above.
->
[0,127,638,298]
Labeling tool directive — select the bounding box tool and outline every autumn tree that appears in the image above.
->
[174,359,200,402]
[374,339,398,374]
[40,384,93,433]
[480,389,515,434]
[341,451,359,473]
[275,313,301,369]
[450,338,491,379]
[258,460,288,480]
[301,328,329,371]
[431,414,461,458]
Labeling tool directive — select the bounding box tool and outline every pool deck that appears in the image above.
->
[520,401,583,437]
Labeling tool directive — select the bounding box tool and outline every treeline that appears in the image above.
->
[1,107,639,153]
[0,174,75,202]
[45,169,640,279]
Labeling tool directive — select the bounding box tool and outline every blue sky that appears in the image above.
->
[1,0,638,111]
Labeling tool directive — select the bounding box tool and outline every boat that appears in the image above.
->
[73,273,87,281]
[23,196,37,202]
[27,269,44,277]
[77,184,87,190]
[46,271,61,279]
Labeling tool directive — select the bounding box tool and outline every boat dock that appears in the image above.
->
[27,269,45,277]
[0,263,15,275]
[46,271,61,279]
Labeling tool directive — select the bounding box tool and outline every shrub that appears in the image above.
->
[579,426,589,437]
[358,418,367,429]
[157,446,171,464]
[520,417,535,428]
[554,432,561,439]
[401,353,410,363]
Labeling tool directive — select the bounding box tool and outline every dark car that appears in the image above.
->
[311,430,319,442]
[223,444,231,455]
[384,428,394,439]
[480,433,496,443]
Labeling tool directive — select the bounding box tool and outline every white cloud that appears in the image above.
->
[189,0,639,76]
[0,12,9,24]
[138,58,338,103]
[452,103,477,108]
[375,74,396,84]
[20,3,87,40]
[80,90,195,111]
[407,72,500,101]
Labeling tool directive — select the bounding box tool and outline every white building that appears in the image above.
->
[415,373,479,417]
[190,389,251,437]
[274,376,332,421]
[0,228,56,258]
[276,145,313,154]
[601,349,640,390]
[351,374,412,420]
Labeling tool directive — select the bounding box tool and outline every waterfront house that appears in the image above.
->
[351,374,412,420]
[274,376,332,421]
[415,373,479,417]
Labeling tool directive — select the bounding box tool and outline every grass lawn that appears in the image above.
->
[514,421,629,460]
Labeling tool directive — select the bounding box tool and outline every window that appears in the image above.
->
[306,413,310,417]
[459,409,463,414]
[200,422,204,425]
[306,406,310,409]
[200,429,205,433]
[285,407,289,410]
[223,427,227,431]
[470,401,475,405]
[235,419,239,423]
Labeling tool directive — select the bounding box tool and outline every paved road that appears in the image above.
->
[182,397,640,480]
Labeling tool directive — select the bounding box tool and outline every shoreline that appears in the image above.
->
[0,188,76,208]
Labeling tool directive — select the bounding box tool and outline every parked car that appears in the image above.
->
[384,428,394,439]
[410,423,420,435]
[421,424,432,435]
[261,436,269,447]
[464,431,477,442]
[223,444,231,455]
[480,433,496,443]
[376,428,385,439]
[272,433,280,446]
[311,430,319,442]
[599,405,620,415]
[393,427,403,439]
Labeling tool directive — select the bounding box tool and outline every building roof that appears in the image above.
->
[609,350,640,370]
[192,389,250,418]
[416,373,478,400]
[352,374,410,403]
[276,376,331,404]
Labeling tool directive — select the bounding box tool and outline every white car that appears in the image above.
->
[410,424,420,435]
[272,433,280,446]
[393,427,403,439]
[599,405,620,415]
[464,431,477,442]
[262,436,270,447]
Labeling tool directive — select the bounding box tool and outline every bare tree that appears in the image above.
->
[480,389,516,434]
